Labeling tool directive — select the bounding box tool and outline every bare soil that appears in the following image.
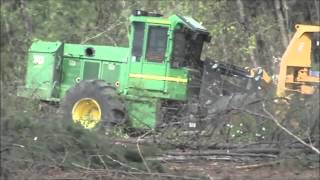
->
[167,159,319,180]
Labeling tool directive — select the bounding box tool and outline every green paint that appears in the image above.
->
[18,12,210,129]
[127,98,161,128]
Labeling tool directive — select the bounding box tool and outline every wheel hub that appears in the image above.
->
[72,98,101,129]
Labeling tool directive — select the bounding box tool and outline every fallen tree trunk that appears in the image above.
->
[165,150,278,158]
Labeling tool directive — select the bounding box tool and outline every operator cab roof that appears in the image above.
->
[130,10,210,40]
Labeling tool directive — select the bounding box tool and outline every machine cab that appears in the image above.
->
[127,10,211,101]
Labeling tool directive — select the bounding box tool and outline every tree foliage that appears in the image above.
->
[1,0,319,86]
[1,0,319,178]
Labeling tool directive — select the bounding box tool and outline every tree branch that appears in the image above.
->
[81,22,124,44]
[136,131,152,173]
[262,102,320,154]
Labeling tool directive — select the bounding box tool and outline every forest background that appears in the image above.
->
[1,0,319,179]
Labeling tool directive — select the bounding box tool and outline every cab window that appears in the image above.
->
[132,22,145,60]
[146,26,168,62]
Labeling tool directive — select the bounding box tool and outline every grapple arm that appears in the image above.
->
[204,60,272,91]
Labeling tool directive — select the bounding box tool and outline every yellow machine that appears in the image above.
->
[276,24,320,97]
[218,24,320,97]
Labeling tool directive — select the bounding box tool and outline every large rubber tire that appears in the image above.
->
[60,80,126,129]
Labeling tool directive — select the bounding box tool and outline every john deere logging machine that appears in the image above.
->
[18,10,320,129]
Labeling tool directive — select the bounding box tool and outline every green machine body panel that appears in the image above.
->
[18,11,211,129]
[18,40,63,101]
[59,43,129,96]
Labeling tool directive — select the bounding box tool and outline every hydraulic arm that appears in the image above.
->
[204,60,271,92]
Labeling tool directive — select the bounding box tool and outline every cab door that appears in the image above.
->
[128,22,145,88]
[140,25,169,91]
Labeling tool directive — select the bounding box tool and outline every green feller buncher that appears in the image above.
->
[19,10,318,130]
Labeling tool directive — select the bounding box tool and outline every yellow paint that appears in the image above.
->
[129,73,188,83]
[300,85,315,95]
[250,68,272,84]
[276,24,320,97]
[72,98,101,129]
[146,18,170,24]
[261,70,272,84]
[296,68,320,83]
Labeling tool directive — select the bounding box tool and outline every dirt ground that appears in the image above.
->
[167,160,320,180]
